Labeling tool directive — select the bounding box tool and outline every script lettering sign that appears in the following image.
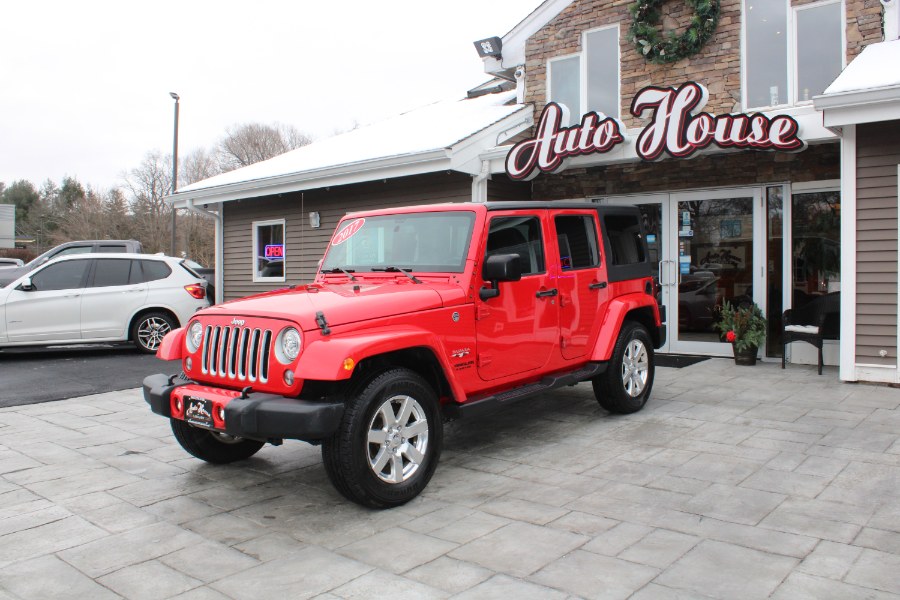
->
[504,82,806,179]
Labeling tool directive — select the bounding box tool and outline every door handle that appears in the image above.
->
[536,288,558,298]
[589,282,607,290]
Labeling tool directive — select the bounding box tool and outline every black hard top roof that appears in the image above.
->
[483,201,639,213]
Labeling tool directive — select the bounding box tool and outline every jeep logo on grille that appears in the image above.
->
[231,318,245,327]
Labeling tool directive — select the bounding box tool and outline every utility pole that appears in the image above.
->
[169,92,180,256]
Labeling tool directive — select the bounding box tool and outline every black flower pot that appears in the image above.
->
[732,343,758,366]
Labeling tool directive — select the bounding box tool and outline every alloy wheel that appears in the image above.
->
[621,339,649,397]
[366,394,429,484]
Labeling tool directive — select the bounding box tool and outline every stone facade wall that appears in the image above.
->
[532,143,839,199]
[523,0,883,128]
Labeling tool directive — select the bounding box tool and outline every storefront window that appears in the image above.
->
[743,0,843,108]
[549,55,580,125]
[585,26,619,119]
[796,2,843,103]
[744,0,789,108]
[548,27,620,125]
[677,197,754,343]
[253,219,285,282]
[791,190,840,308]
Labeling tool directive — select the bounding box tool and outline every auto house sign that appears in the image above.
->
[505,81,806,180]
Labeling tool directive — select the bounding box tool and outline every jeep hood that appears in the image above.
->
[203,280,462,330]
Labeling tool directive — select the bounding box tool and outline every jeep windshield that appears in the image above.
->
[321,211,476,274]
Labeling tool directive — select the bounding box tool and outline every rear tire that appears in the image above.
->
[170,419,264,463]
[132,312,177,354]
[593,321,654,414]
[322,368,442,509]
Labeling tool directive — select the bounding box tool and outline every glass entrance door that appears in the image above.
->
[671,189,762,354]
[600,194,671,353]
[603,188,765,356]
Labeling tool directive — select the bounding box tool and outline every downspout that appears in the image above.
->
[185,198,224,305]
[884,0,899,41]
[472,160,491,203]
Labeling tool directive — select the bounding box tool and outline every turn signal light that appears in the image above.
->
[184,284,206,299]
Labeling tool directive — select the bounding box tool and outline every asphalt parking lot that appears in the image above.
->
[1,359,898,599]
[0,346,177,408]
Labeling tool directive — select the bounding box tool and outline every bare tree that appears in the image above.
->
[57,186,108,241]
[181,147,220,187]
[125,151,172,254]
[216,122,312,172]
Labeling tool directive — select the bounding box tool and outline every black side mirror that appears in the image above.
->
[479,254,522,300]
[18,277,35,292]
[483,254,522,282]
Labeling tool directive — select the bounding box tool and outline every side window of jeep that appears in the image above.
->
[555,215,601,270]
[485,216,545,275]
[604,214,646,265]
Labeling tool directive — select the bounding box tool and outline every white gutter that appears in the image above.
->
[185,198,224,305]
[886,0,899,41]
[168,149,451,208]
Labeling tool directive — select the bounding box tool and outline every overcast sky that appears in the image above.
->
[1,0,538,191]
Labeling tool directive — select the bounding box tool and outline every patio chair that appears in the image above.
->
[782,292,840,375]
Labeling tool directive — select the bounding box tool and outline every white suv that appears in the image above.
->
[0,254,209,353]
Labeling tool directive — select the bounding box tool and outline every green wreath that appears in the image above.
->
[629,0,720,64]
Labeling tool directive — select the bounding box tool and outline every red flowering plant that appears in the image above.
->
[714,300,766,352]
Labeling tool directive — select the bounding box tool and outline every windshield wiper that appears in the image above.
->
[320,267,357,281]
[371,266,421,284]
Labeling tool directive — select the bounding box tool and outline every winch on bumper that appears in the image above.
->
[142,373,345,442]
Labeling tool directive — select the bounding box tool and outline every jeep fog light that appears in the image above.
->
[283,370,295,386]
[277,327,302,364]
[185,357,193,371]
[186,321,203,353]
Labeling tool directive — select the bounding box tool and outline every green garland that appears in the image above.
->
[629,0,720,64]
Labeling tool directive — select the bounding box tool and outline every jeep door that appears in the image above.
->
[4,259,90,342]
[551,210,608,360]
[475,212,559,380]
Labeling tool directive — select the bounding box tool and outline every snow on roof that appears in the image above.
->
[179,91,524,194]
[823,39,900,95]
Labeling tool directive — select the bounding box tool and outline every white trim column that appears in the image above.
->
[471,161,490,203]
[839,125,857,381]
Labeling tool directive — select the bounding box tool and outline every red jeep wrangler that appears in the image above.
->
[144,202,665,508]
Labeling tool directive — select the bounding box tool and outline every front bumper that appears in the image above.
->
[142,373,344,442]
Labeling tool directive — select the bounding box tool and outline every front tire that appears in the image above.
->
[170,419,265,463]
[322,368,442,509]
[593,321,654,414]
[132,312,177,354]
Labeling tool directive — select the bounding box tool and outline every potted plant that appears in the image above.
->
[715,300,766,365]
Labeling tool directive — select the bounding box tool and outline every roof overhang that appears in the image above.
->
[815,84,900,128]
[814,39,900,129]
[168,103,533,209]
[482,0,574,76]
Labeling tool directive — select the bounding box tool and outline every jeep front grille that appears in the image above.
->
[201,325,272,383]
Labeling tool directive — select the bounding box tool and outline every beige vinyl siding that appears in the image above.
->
[222,172,472,301]
[855,121,900,365]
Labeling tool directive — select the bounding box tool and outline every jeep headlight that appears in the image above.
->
[277,327,302,364]
[186,321,203,353]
